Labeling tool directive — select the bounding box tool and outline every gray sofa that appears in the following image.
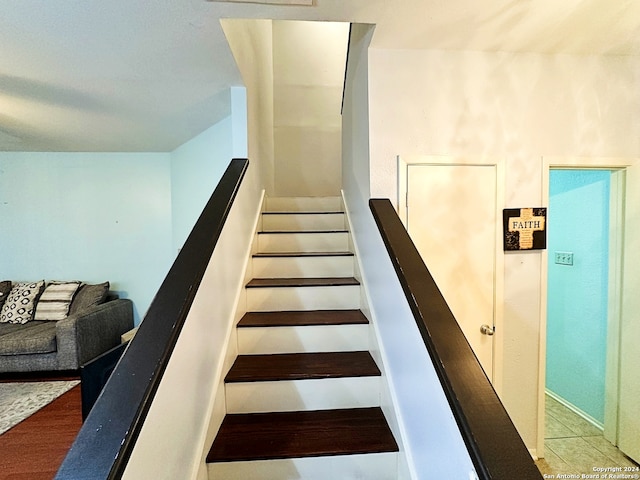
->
[0,285,134,373]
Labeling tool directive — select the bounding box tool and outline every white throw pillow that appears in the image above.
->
[0,281,46,324]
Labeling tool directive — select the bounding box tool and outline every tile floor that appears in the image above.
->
[535,395,640,477]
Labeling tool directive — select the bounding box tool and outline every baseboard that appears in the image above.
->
[545,389,604,431]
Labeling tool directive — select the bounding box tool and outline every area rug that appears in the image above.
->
[0,380,80,435]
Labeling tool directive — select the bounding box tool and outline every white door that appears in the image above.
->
[406,163,497,380]
[618,165,640,464]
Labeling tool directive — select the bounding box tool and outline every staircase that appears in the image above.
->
[206,197,399,480]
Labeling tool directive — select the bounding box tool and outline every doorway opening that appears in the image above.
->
[221,18,350,198]
[538,164,635,474]
[546,169,612,428]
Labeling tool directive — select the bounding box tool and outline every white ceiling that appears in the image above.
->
[1,0,638,152]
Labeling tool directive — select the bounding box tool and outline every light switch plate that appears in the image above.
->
[554,251,574,266]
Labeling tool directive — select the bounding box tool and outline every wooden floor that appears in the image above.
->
[0,384,82,480]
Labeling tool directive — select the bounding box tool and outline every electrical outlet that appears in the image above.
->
[554,251,574,266]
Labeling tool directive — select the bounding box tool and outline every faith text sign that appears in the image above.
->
[503,208,547,251]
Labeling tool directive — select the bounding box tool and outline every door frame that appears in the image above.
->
[538,156,630,457]
[397,154,505,395]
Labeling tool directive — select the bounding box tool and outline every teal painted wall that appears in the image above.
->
[0,87,248,324]
[547,169,611,425]
[170,117,234,253]
[0,152,173,323]
[170,86,247,252]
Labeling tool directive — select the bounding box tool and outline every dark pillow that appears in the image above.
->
[69,282,110,315]
[0,281,12,310]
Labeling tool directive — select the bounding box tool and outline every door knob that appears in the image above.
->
[480,324,495,336]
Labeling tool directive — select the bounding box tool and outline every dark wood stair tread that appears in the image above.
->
[246,277,359,288]
[225,351,380,383]
[206,407,398,463]
[257,230,348,234]
[238,310,369,328]
[262,211,344,215]
[253,251,353,258]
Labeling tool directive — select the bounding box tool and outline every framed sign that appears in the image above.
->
[503,208,547,251]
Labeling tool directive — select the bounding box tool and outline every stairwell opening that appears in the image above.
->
[221,18,350,198]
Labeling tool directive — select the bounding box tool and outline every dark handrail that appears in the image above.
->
[369,198,542,480]
[56,159,249,480]
[340,23,352,116]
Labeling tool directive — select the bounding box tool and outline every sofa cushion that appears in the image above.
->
[0,321,57,355]
[34,281,81,321]
[0,281,11,310]
[69,282,109,315]
[0,281,45,325]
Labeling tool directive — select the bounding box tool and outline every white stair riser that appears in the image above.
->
[208,452,398,480]
[252,256,354,278]
[264,196,342,213]
[237,324,369,354]
[262,213,346,232]
[258,232,349,253]
[246,285,360,312]
[226,377,380,414]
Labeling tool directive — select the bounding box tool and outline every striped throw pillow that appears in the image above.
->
[34,281,81,321]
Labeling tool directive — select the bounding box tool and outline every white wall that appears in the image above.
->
[367,48,640,451]
[0,152,173,323]
[222,19,275,196]
[222,19,349,198]
[121,162,263,480]
[121,71,257,480]
[342,24,477,480]
[272,21,348,196]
